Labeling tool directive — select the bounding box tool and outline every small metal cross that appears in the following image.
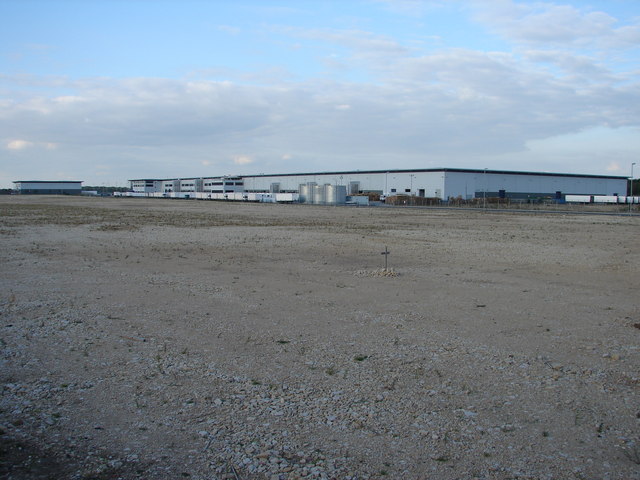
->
[381,246,390,271]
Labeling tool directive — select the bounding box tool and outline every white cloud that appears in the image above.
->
[606,161,621,173]
[7,139,33,150]
[54,95,85,105]
[5,139,57,151]
[273,26,409,68]
[233,155,254,165]
[1,65,637,182]
[472,0,640,48]
[523,50,609,75]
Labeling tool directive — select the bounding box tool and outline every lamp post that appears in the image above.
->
[631,162,636,212]
[483,168,487,210]
[410,174,415,205]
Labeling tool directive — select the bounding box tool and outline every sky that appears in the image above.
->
[1,0,639,188]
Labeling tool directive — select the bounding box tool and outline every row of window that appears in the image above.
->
[203,181,244,187]
[137,180,244,187]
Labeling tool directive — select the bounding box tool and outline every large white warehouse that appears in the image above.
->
[129,168,628,203]
[241,168,626,201]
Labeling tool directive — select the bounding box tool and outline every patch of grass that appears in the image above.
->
[276,339,290,344]
[354,355,368,362]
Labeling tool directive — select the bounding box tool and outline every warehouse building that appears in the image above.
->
[241,168,627,201]
[13,180,83,195]
[130,168,627,203]
[130,176,245,195]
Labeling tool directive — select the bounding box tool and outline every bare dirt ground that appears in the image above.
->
[1,195,639,480]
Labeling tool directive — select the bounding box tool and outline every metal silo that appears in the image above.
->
[299,183,309,203]
[326,184,347,205]
[325,184,336,205]
[313,184,327,205]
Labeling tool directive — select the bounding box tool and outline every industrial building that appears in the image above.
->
[128,168,629,204]
[241,168,627,200]
[130,176,245,196]
[13,180,83,195]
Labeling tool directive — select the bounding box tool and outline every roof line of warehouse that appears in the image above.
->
[240,168,626,179]
[129,168,627,182]
[13,180,83,183]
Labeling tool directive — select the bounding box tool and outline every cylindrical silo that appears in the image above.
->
[325,184,335,205]
[325,184,347,205]
[313,184,326,205]
[299,183,309,203]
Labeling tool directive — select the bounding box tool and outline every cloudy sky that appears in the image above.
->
[1,0,639,187]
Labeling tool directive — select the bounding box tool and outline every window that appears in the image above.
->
[405,189,411,193]
[391,188,396,193]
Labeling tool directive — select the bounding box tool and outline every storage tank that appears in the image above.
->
[313,184,327,205]
[299,183,309,203]
[299,182,317,203]
[326,184,347,205]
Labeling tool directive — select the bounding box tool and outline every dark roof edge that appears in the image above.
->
[240,168,627,180]
[128,168,628,182]
[13,180,83,183]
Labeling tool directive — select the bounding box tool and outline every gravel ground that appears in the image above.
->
[1,195,639,479]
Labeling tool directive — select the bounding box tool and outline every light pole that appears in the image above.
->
[483,168,487,210]
[631,162,636,212]
[410,174,415,205]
